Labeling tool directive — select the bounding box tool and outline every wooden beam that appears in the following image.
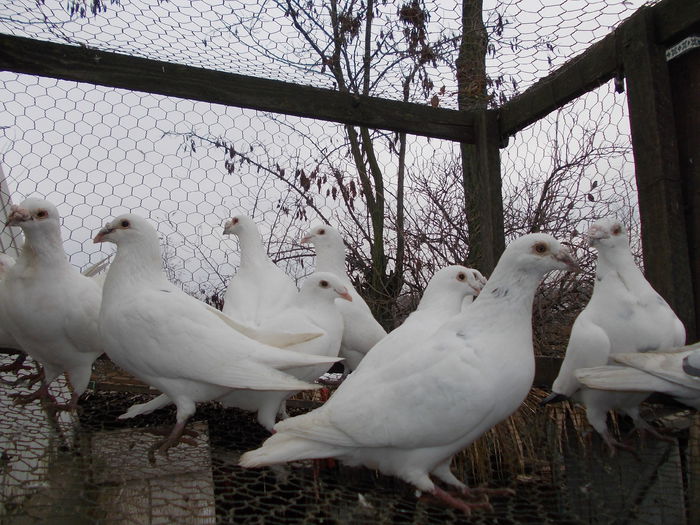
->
[622,10,696,338]
[463,110,504,274]
[669,42,700,342]
[499,0,700,139]
[0,33,475,144]
[498,32,618,139]
[654,0,700,44]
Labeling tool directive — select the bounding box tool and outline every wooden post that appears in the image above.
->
[621,10,696,339]
[668,38,700,343]
[457,0,505,274]
[466,110,505,274]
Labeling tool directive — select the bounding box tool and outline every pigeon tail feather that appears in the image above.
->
[240,432,345,467]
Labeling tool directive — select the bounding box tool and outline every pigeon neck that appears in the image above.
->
[236,230,268,268]
[595,245,650,294]
[314,246,346,277]
[108,239,164,289]
[418,285,465,313]
[477,262,542,313]
[21,227,70,269]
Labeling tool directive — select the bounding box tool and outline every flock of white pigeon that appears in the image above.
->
[0,196,698,515]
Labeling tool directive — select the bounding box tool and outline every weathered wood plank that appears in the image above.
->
[622,10,696,338]
[88,421,216,524]
[499,0,700,139]
[669,44,700,342]
[0,355,81,523]
[0,33,476,144]
[463,110,505,274]
[654,0,700,45]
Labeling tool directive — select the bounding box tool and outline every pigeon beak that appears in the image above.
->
[336,287,353,302]
[554,249,580,273]
[93,225,115,244]
[6,206,31,226]
[222,220,233,235]
[300,234,312,245]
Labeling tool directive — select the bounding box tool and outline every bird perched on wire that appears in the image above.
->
[241,233,579,515]
[120,271,351,431]
[94,213,342,459]
[355,264,486,373]
[217,271,350,429]
[221,214,298,327]
[575,343,700,411]
[301,225,386,373]
[542,218,685,453]
[0,197,103,409]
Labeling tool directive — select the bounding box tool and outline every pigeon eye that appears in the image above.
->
[36,210,48,218]
[457,272,466,281]
[319,280,329,288]
[232,218,239,225]
[120,220,130,228]
[612,225,622,235]
[534,242,547,254]
[318,228,326,235]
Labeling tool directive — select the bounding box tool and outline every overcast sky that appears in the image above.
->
[0,0,646,292]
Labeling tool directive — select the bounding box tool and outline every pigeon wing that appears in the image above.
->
[276,337,496,449]
[552,313,611,396]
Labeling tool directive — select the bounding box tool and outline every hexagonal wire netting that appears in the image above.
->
[1,0,689,524]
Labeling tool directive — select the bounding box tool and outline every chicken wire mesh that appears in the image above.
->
[0,0,647,298]
[0,352,693,524]
[0,0,689,523]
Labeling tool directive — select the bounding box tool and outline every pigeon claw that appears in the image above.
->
[428,486,495,516]
[146,422,198,464]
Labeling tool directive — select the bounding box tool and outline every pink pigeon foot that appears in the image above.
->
[147,422,198,464]
[426,486,494,516]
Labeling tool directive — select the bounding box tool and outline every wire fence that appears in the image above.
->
[0,0,645,313]
[1,1,690,523]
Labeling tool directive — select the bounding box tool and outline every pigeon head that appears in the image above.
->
[427,265,487,299]
[6,198,60,231]
[93,213,159,246]
[501,233,580,276]
[223,215,256,236]
[300,225,343,249]
[301,272,352,303]
[586,218,628,250]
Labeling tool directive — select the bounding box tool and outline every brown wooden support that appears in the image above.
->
[622,11,696,339]
[0,34,475,144]
[669,38,700,343]
[463,110,505,274]
[499,0,700,140]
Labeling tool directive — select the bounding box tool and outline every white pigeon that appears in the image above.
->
[0,253,21,349]
[121,271,351,431]
[355,265,486,373]
[241,233,578,515]
[221,214,298,326]
[0,198,103,408]
[301,225,387,372]
[217,271,350,429]
[94,213,343,457]
[543,218,685,452]
[0,253,27,374]
[575,343,700,410]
